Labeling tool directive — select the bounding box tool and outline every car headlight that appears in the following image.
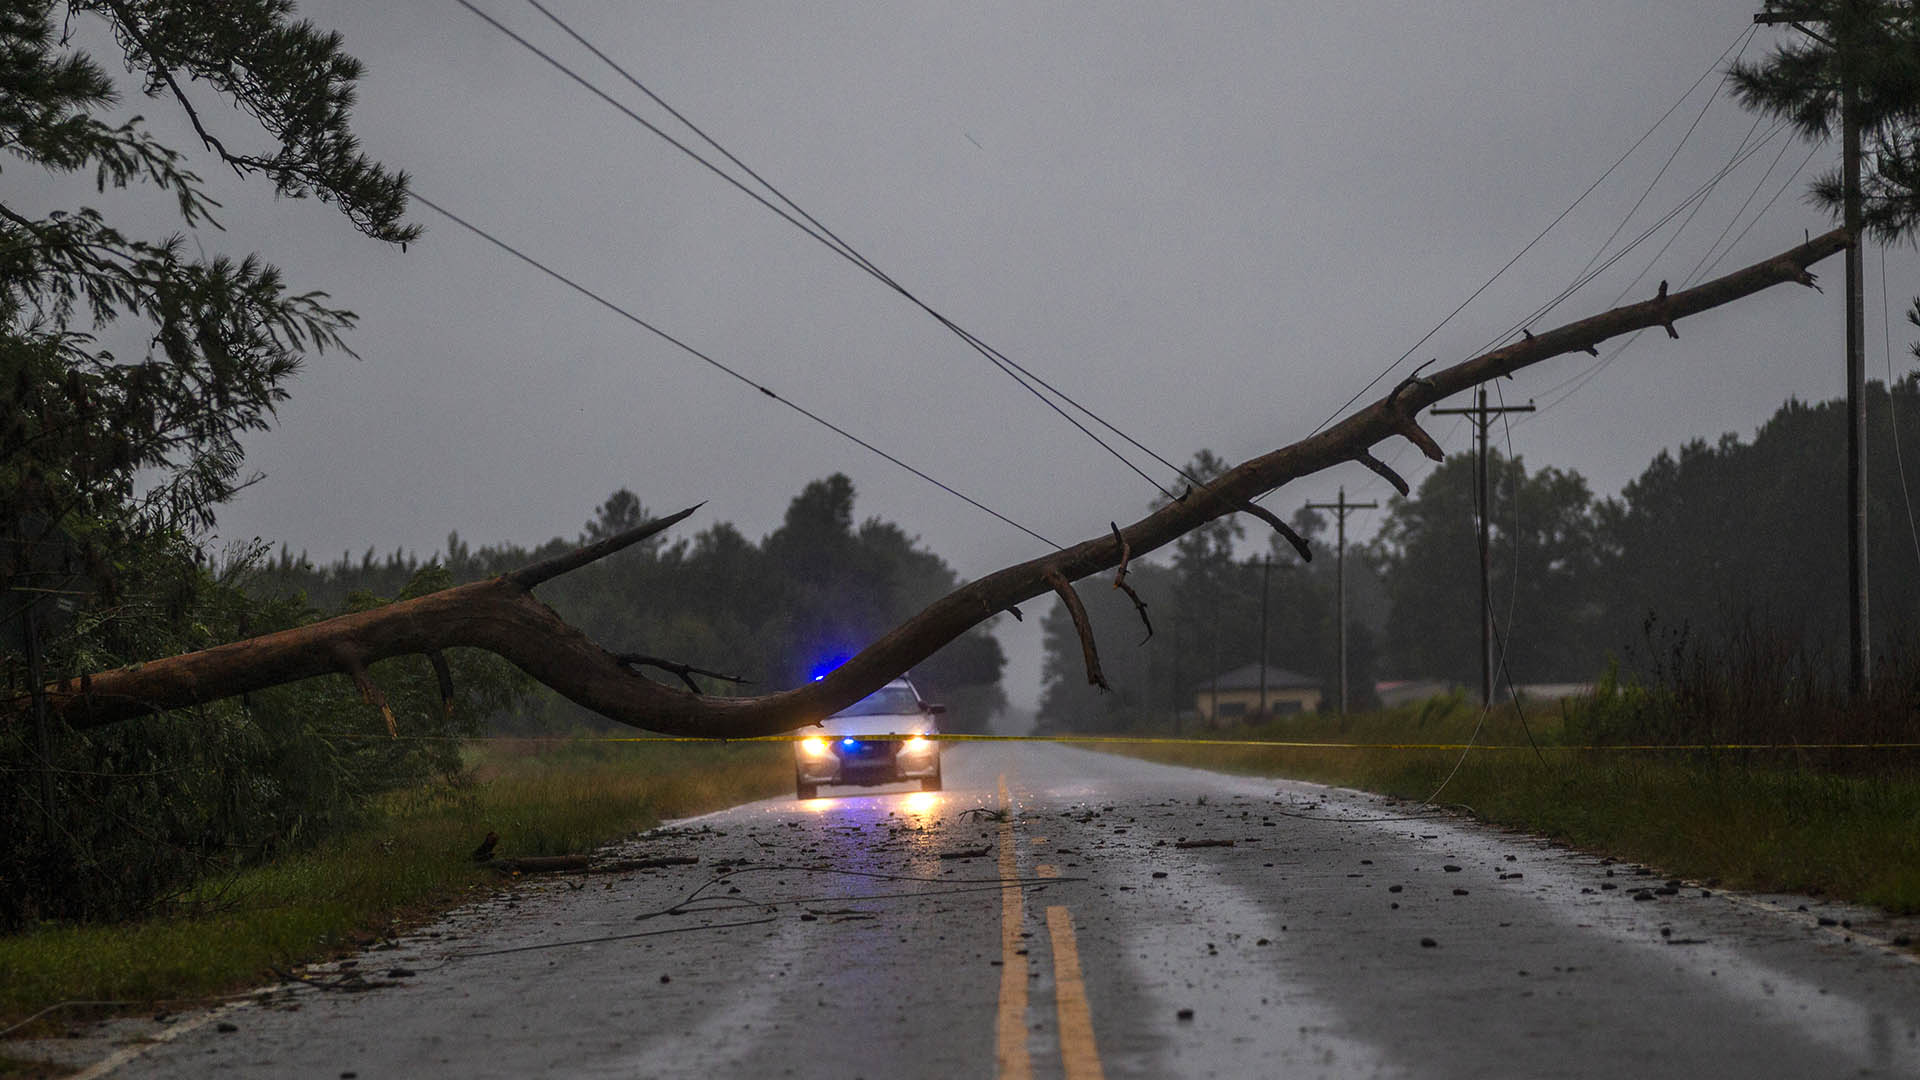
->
[800,736,830,757]
[903,735,930,751]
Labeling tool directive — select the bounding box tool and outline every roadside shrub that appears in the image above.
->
[1,562,525,930]
[1563,620,1920,772]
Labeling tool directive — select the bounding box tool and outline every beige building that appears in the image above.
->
[1194,663,1322,722]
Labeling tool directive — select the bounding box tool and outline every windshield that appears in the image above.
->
[833,685,921,718]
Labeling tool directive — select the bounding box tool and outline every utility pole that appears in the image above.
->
[1431,388,1534,705]
[1754,3,1869,693]
[1304,487,1377,714]
[1258,555,1272,717]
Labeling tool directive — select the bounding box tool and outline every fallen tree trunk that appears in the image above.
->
[10,230,1847,737]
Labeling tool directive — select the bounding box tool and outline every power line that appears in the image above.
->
[1484,117,1794,424]
[1522,136,1821,422]
[1479,115,1787,367]
[409,193,1058,549]
[1297,24,1763,446]
[1880,244,1920,577]
[1680,123,1799,287]
[459,0,1188,499]
[1568,27,1757,287]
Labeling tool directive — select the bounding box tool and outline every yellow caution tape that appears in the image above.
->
[317,731,1920,752]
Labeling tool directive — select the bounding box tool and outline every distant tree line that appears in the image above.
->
[1038,380,1920,731]
[253,474,1010,734]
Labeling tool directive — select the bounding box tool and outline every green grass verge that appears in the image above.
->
[1105,700,1920,914]
[0,739,787,1032]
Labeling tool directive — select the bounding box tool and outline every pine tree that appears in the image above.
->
[2,0,414,599]
[1732,2,1920,345]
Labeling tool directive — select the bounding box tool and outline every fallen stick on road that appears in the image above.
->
[486,854,700,875]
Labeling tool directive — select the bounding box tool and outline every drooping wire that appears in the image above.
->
[1691,140,1824,281]
[459,0,1186,500]
[521,0,1173,485]
[410,193,1058,549]
[1297,24,1763,445]
[1679,123,1799,288]
[1567,27,1757,288]
[1498,116,1796,424]
[1880,244,1920,576]
[1523,136,1821,421]
[1478,116,1787,369]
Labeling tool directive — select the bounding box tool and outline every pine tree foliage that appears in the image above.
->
[1,2,432,929]
[1,0,412,560]
[1733,1,1920,241]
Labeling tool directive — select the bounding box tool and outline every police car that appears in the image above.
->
[793,677,943,799]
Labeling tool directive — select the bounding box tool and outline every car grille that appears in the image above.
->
[834,739,898,762]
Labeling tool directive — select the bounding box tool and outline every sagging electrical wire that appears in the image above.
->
[1477,116,1789,367]
[1522,138,1823,422]
[1566,27,1757,289]
[1338,374,1538,820]
[1881,244,1920,576]
[1295,23,1763,447]
[520,0,1198,497]
[409,193,1058,550]
[458,0,1187,501]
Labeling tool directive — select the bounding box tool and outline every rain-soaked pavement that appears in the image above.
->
[32,743,1920,1079]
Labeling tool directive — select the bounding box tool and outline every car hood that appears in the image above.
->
[802,713,937,738]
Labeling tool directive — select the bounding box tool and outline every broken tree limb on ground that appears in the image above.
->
[485,854,699,875]
[7,229,1847,738]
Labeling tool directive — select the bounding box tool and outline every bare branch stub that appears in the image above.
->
[1235,500,1312,562]
[509,504,703,590]
[1109,521,1132,583]
[1046,569,1108,691]
[1355,451,1410,497]
[1109,521,1153,644]
[427,650,455,721]
[334,648,397,737]
[616,654,749,694]
[1386,369,1447,463]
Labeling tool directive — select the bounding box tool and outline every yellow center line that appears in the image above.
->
[1036,864,1059,879]
[996,773,1032,1080]
[1046,905,1107,1080]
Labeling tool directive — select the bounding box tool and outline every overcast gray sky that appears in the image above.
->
[61,2,1916,710]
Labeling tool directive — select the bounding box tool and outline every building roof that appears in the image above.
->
[1199,663,1319,693]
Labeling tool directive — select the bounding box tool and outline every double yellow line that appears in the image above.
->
[995,773,1105,1080]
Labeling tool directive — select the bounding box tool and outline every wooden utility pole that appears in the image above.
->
[1304,487,1377,714]
[1755,4,1869,692]
[1431,388,1534,705]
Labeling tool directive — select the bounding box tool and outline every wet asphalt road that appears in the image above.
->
[83,743,1920,1079]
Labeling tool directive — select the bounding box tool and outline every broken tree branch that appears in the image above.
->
[614,654,749,694]
[1109,521,1153,644]
[1047,569,1109,690]
[335,647,397,738]
[8,230,1847,738]
[427,650,455,722]
[1235,500,1313,562]
[1355,451,1410,497]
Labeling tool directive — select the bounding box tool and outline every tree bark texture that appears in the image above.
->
[10,230,1848,738]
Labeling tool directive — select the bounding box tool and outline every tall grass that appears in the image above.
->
[1111,630,1920,914]
[0,739,787,1029]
